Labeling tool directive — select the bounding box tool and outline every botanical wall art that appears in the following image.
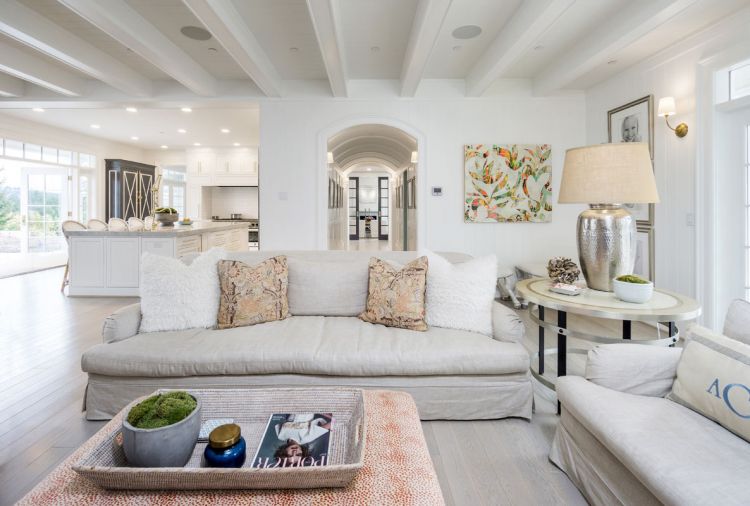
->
[464,144,552,223]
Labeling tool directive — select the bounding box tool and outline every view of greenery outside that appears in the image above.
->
[0,168,21,253]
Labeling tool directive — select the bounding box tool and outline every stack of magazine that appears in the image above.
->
[250,413,333,468]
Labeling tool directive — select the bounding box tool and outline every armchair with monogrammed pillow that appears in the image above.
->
[668,325,750,442]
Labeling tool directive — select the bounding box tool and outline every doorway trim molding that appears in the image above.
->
[316,115,426,250]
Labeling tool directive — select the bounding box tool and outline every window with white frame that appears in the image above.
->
[160,167,186,216]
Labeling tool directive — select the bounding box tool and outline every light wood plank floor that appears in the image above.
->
[0,268,665,505]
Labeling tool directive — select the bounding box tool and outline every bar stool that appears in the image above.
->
[61,220,86,292]
[127,217,145,231]
[144,216,154,230]
[108,217,128,231]
[86,218,108,231]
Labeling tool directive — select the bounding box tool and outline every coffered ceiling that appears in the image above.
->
[0,0,748,105]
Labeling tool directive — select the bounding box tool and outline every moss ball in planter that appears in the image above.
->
[127,391,197,429]
[615,274,650,284]
[122,391,202,467]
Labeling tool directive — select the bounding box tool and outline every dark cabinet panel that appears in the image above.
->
[105,159,156,221]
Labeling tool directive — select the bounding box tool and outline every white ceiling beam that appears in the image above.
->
[533,0,699,95]
[0,40,86,96]
[306,0,348,97]
[466,0,574,97]
[0,0,151,97]
[0,72,25,97]
[183,0,282,97]
[57,0,216,96]
[400,0,452,97]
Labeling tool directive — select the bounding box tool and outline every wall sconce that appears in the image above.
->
[327,151,334,164]
[657,97,688,138]
[410,151,418,163]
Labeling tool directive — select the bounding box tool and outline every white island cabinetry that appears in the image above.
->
[66,222,247,296]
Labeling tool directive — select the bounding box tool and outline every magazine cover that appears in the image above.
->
[251,413,333,468]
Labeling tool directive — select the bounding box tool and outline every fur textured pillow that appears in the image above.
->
[139,248,225,333]
[359,256,428,331]
[423,251,497,336]
[217,256,289,329]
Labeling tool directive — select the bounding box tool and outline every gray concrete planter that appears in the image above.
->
[122,396,202,467]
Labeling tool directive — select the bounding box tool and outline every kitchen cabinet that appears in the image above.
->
[186,147,258,187]
[187,149,216,176]
[106,237,140,288]
[70,237,105,287]
[142,237,175,257]
[105,159,156,221]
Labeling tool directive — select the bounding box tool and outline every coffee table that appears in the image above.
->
[516,278,701,397]
[18,390,444,506]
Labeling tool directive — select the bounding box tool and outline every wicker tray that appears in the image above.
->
[72,387,366,490]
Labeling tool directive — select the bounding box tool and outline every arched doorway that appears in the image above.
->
[324,123,418,251]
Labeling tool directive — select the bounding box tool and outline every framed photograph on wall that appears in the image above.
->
[634,226,655,282]
[328,179,333,209]
[608,95,654,226]
[407,178,415,209]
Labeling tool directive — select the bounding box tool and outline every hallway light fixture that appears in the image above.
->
[411,151,418,163]
[657,97,688,138]
[327,151,334,164]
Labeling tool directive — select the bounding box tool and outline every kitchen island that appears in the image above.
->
[66,221,247,296]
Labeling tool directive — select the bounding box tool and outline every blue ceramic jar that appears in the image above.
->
[204,423,246,468]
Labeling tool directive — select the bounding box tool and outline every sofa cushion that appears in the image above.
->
[217,256,289,329]
[669,326,750,443]
[287,258,368,316]
[723,298,750,345]
[82,316,530,378]
[424,251,496,336]
[558,376,750,506]
[359,256,428,331]
[140,248,225,333]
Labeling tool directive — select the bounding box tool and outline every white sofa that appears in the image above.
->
[82,251,532,421]
[550,334,750,505]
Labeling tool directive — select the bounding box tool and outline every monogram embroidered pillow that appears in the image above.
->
[359,256,428,331]
[217,256,289,329]
[668,326,750,443]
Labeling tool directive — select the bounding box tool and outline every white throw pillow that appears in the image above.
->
[139,248,225,333]
[668,325,750,443]
[423,251,497,336]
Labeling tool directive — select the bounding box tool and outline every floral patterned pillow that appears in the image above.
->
[359,256,429,331]
[217,256,289,329]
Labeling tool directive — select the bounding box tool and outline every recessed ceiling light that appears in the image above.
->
[177,128,187,133]
[181,107,192,113]
[131,136,139,141]
[90,124,100,129]
[160,145,168,149]
[125,106,137,113]
[193,142,201,146]
[180,25,212,41]
[289,47,299,53]
[370,46,380,52]
[221,128,230,133]
[452,25,482,40]
[366,167,372,171]
[207,47,217,52]
[607,59,617,65]
[32,107,44,112]
[233,142,240,147]
[452,45,462,51]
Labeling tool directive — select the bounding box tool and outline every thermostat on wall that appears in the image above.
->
[431,186,443,196]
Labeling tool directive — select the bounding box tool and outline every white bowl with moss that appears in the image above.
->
[122,391,201,467]
[613,275,653,303]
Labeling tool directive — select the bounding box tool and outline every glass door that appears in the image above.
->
[20,168,68,254]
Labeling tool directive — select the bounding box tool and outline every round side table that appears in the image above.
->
[516,278,701,410]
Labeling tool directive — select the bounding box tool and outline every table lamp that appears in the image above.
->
[558,143,659,291]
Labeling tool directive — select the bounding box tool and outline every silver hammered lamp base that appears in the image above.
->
[577,204,636,292]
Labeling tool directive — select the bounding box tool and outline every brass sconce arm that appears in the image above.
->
[664,114,688,138]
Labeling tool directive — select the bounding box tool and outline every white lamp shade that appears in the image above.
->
[411,151,418,163]
[657,97,676,117]
[327,151,334,164]
[558,143,660,204]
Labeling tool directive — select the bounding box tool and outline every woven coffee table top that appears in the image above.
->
[18,390,444,506]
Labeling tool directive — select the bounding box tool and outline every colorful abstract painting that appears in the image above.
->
[464,144,552,223]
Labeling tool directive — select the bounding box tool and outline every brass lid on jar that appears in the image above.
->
[209,423,241,449]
